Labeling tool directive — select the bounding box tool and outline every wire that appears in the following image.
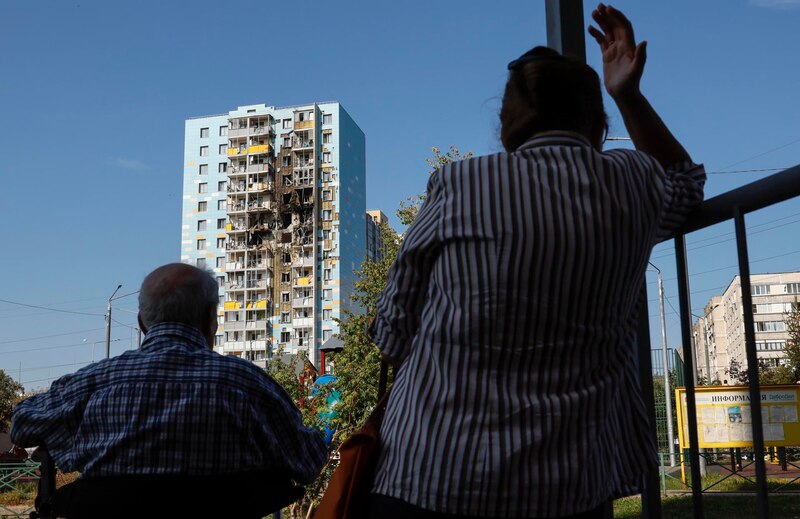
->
[719,137,800,170]
[0,340,107,356]
[0,296,106,314]
[0,298,104,317]
[650,217,800,260]
[111,318,138,331]
[0,327,106,346]
[650,209,800,256]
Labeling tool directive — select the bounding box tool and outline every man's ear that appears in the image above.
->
[137,314,148,335]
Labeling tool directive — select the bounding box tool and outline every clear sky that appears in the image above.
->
[1,0,799,391]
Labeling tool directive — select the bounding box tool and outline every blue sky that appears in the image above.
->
[1,0,799,391]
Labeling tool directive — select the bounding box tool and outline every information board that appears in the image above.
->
[675,385,800,448]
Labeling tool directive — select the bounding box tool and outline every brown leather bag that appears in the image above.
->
[313,362,390,519]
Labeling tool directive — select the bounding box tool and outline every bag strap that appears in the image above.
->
[377,360,389,400]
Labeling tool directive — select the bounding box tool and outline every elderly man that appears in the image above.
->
[11,263,326,517]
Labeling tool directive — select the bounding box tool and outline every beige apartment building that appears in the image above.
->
[693,272,800,384]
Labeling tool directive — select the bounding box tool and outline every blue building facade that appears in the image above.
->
[181,102,366,368]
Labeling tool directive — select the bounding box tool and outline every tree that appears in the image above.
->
[270,145,470,517]
[396,146,473,225]
[727,357,796,386]
[0,369,23,433]
[784,300,800,380]
[329,145,470,441]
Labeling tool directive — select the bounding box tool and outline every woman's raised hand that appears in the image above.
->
[588,3,647,100]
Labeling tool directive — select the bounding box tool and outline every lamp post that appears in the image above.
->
[105,285,140,359]
[649,263,676,467]
[106,285,122,359]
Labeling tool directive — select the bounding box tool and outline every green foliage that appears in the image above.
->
[396,146,472,226]
[784,300,800,380]
[329,145,470,440]
[0,369,23,433]
[327,221,401,442]
[728,357,797,386]
[267,351,332,518]
[271,145,470,518]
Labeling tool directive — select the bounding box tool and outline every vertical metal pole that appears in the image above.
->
[674,235,704,519]
[636,281,662,519]
[657,269,676,467]
[105,300,112,359]
[106,285,121,359]
[545,0,586,62]
[733,207,769,519]
[703,318,712,383]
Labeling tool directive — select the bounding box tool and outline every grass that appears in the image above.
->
[0,472,78,507]
[663,469,800,493]
[614,494,800,518]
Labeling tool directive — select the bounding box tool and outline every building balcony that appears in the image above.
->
[293,160,315,169]
[228,164,248,176]
[245,320,269,330]
[292,257,315,268]
[292,137,314,149]
[246,279,272,289]
[247,200,274,211]
[228,126,273,139]
[293,297,313,308]
[225,282,245,292]
[292,317,313,328]
[246,260,268,269]
[294,276,311,287]
[294,120,313,130]
[291,337,313,349]
[225,242,248,251]
[228,203,247,214]
[247,181,273,193]
[246,163,273,174]
[245,300,268,309]
[227,184,246,193]
[225,261,244,271]
[228,147,247,157]
[248,144,273,155]
[224,301,242,310]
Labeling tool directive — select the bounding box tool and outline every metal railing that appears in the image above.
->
[637,164,800,518]
[0,459,41,518]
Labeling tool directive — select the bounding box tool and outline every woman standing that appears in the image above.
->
[369,4,705,518]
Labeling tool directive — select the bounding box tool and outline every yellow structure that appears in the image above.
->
[676,385,800,449]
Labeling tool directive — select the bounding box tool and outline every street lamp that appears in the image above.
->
[648,262,676,467]
[105,285,140,359]
[84,338,121,363]
[105,285,122,359]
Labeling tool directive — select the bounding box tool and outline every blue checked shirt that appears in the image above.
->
[11,323,327,484]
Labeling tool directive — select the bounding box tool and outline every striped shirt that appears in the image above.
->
[11,322,327,484]
[370,131,705,517]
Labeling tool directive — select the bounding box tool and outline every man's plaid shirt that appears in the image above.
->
[11,322,327,483]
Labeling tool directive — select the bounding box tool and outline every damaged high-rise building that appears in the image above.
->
[181,102,366,369]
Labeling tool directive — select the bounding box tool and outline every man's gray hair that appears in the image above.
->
[138,263,219,329]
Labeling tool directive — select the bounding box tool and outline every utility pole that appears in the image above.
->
[106,284,122,359]
[652,264,676,467]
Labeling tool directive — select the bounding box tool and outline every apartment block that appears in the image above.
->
[693,272,800,384]
[181,102,366,368]
[365,209,389,262]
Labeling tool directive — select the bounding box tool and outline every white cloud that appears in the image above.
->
[113,157,150,171]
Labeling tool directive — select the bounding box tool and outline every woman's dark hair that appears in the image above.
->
[500,46,607,152]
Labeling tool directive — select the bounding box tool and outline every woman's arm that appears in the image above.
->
[588,3,691,167]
